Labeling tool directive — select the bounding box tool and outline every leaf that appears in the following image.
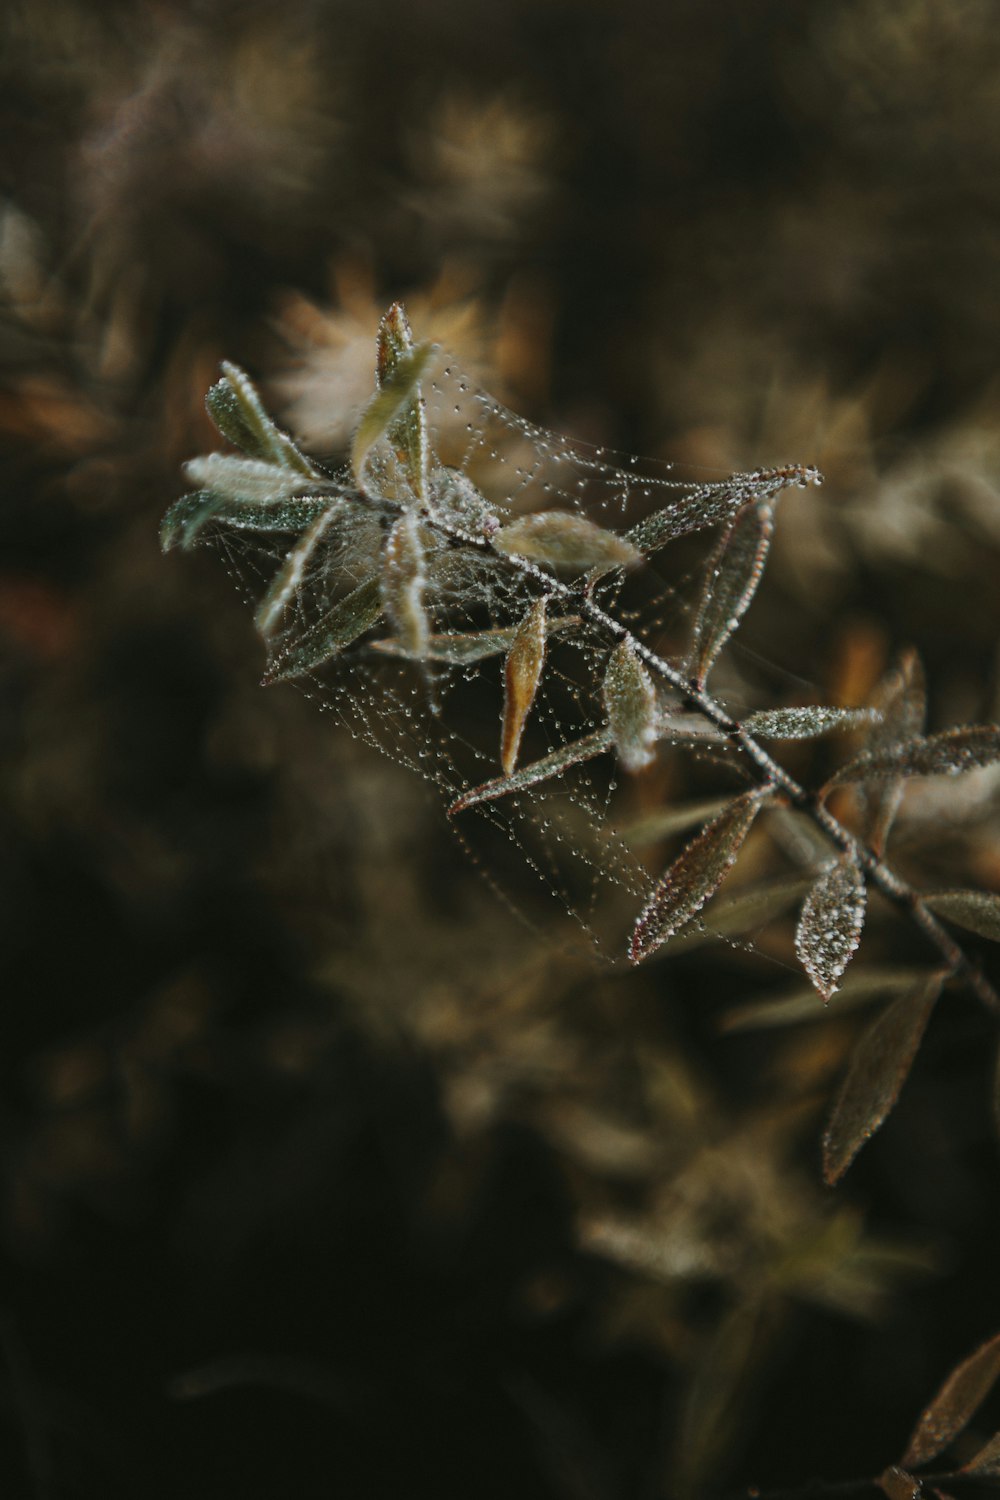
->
[613,795,734,847]
[350,341,435,492]
[666,873,814,954]
[381,512,429,659]
[501,599,547,775]
[795,856,868,1002]
[493,512,642,573]
[719,967,937,1034]
[603,640,658,772]
[744,706,881,741]
[375,303,430,502]
[902,1330,1000,1468]
[962,1430,1000,1477]
[208,362,317,475]
[822,973,943,1186]
[623,464,820,559]
[860,649,926,854]
[160,492,331,550]
[673,1299,768,1500]
[371,615,580,665]
[263,577,382,682]
[182,454,323,502]
[923,890,1000,942]
[255,501,348,637]
[879,1466,921,1500]
[689,500,775,688]
[628,789,768,963]
[448,728,613,815]
[830,725,1000,787]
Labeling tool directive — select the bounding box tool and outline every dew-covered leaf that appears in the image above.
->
[381,511,429,659]
[350,341,434,493]
[744,706,881,741]
[623,463,820,560]
[822,973,943,1186]
[689,501,774,688]
[501,598,547,775]
[448,728,613,814]
[182,454,323,503]
[902,1330,1000,1469]
[208,362,317,475]
[263,577,382,682]
[160,492,332,550]
[860,649,926,854]
[255,502,348,637]
[374,303,430,502]
[923,890,1000,942]
[830,725,1000,788]
[628,789,769,963]
[719,967,936,1034]
[603,639,658,772]
[795,856,867,1002]
[371,614,580,665]
[962,1430,1000,1477]
[493,512,641,573]
[879,1465,921,1500]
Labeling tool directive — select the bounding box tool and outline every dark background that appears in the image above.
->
[2,1,1000,1495]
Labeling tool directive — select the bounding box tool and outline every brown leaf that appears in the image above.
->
[501,599,547,775]
[923,890,1000,942]
[448,728,613,814]
[823,974,943,1186]
[493,512,641,573]
[859,650,926,854]
[830,725,1000,788]
[628,789,768,963]
[878,1466,921,1500]
[962,1430,1000,1477]
[603,639,658,772]
[744,706,881,740]
[689,501,774,687]
[795,856,867,1002]
[903,1331,1000,1468]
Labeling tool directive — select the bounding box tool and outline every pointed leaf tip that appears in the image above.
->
[689,500,774,687]
[796,856,867,1002]
[603,639,658,772]
[501,599,547,775]
[493,512,641,573]
[902,1329,1000,1469]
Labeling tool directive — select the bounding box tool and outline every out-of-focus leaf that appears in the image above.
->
[263,577,382,682]
[665,873,813,953]
[962,1430,1000,1477]
[829,725,1000,787]
[719,967,936,1033]
[796,856,867,1002]
[209,362,318,476]
[371,615,579,665]
[501,598,547,775]
[350,341,435,490]
[689,501,774,688]
[449,728,613,814]
[493,512,641,572]
[603,639,658,772]
[628,789,768,963]
[613,796,733,847]
[879,1465,921,1500]
[381,512,429,659]
[923,890,1000,942]
[743,706,881,740]
[673,1299,768,1500]
[255,501,348,636]
[860,649,926,854]
[822,974,943,1186]
[902,1330,1000,1468]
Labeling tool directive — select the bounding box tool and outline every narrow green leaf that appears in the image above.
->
[255,501,348,637]
[160,491,331,550]
[744,706,881,741]
[381,512,429,659]
[923,890,1000,942]
[371,615,580,665]
[375,303,430,502]
[689,501,774,688]
[263,577,382,682]
[822,974,943,1186]
[628,789,768,963]
[719,966,937,1034]
[860,649,926,854]
[182,454,321,503]
[795,856,867,1002]
[501,599,547,775]
[448,728,613,815]
[493,512,642,573]
[603,640,658,772]
[350,341,434,490]
[830,725,1000,788]
[902,1330,1000,1468]
[209,362,317,475]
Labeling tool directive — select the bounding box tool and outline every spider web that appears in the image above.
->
[196,350,785,958]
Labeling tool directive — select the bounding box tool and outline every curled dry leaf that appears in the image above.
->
[829,725,1000,788]
[449,727,613,815]
[902,1329,1000,1469]
[859,649,926,854]
[263,576,382,682]
[381,512,429,659]
[743,706,881,741]
[501,598,547,775]
[689,501,774,688]
[822,973,943,1186]
[493,512,641,573]
[208,362,318,476]
[922,890,1000,942]
[628,789,769,963]
[603,639,658,771]
[795,856,868,1002]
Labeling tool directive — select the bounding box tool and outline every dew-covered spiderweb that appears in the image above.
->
[192,347,810,958]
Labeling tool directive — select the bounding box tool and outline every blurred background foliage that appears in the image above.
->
[2,0,1000,1495]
